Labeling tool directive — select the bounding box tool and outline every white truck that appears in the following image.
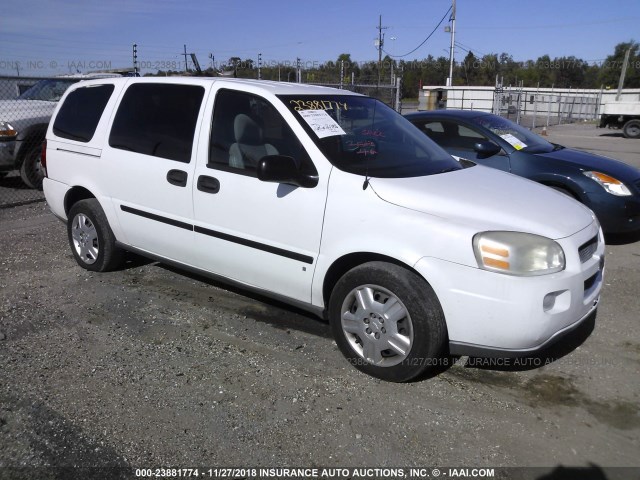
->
[599,101,640,139]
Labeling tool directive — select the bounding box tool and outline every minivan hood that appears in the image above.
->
[368,165,594,239]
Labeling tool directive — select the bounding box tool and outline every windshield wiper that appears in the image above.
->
[439,166,461,174]
[552,144,565,151]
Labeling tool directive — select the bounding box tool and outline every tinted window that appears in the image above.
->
[279,95,461,178]
[414,120,488,152]
[109,83,205,163]
[209,89,316,176]
[53,84,115,142]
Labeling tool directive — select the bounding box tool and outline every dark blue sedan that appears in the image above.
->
[405,110,640,234]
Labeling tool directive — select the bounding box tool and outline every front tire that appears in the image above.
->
[623,120,640,139]
[19,143,45,190]
[67,199,124,272]
[329,262,447,382]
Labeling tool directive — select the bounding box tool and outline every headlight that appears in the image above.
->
[583,171,631,196]
[0,121,17,139]
[473,231,565,276]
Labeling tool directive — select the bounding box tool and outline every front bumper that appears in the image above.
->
[586,190,640,234]
[0,139,16,170]
[415,220,604,355]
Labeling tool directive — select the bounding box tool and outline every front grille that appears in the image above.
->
[578,236,598,263]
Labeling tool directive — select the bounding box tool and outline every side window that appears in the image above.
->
[417,121,444,140]
[209,89,316,176]
[109,83,205,163]
[53,84,115,142]
[435,120,488,151]
[458,124,486,140]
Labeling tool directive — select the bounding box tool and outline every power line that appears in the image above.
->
[455,41,486,57]
[383,6,452,58]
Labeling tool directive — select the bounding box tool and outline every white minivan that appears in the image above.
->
[43,77,604,382]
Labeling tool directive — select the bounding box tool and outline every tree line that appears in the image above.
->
[150,41,639,99]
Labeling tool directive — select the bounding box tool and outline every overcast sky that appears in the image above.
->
[1,0,639,76]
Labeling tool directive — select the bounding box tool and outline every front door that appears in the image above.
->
[191,87,329,303]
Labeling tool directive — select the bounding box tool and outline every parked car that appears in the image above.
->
[0,74,116,189]
[43,78,604,382]
[405,110,640,234]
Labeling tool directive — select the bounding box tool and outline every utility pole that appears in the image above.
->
[447,0,456,86]
[133,43,138,76]
[616,48,632,101]
[296,57,301,83]
[258,53,262,80]
[183,44,189,73]
[376,15,388,88]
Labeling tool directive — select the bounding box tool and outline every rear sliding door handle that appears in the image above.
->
[166,169,188,187]
[197,175,220,194]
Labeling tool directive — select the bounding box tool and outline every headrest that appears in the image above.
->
[234,114,263,145]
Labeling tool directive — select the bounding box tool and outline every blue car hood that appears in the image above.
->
[535,147,640,181]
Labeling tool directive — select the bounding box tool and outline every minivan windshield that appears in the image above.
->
[278,95,462,178]
[19,79,78,102]
[470,114,555,154]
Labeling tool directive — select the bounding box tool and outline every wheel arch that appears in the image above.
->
[64,186,97,216]
[322,252,423,311]
[532,174,586,202]
[15,124,48,165]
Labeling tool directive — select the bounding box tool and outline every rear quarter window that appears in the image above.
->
[109,83,205,163]
[52,84,115,142]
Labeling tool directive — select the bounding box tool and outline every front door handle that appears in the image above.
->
[167,169,188,187]
[197,175,220,194]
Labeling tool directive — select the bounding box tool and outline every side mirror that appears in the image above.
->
[257,155,318,188]
[473,141,501,157]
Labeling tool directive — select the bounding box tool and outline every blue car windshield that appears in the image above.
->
[278,95,463,178]
[471,114,555,153]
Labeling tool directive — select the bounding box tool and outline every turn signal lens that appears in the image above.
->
[583,171,631,196]
[0,121,17,138]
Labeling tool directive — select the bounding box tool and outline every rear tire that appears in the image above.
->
[329,261,447,382]
[67,199,124,272]
[623,120,640,139]
[19,143,44,190]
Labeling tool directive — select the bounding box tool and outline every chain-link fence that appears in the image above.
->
[0,76,69,208]
[421,85,606,131]
[493,85,600,130]
[309,80,403,112]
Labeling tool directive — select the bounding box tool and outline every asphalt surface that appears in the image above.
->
[0,123,639,479]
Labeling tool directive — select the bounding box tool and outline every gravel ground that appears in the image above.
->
[1,124,639,480]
